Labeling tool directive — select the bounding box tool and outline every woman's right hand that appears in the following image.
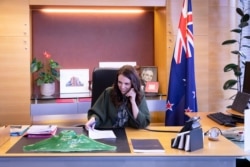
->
[85,117,96,131]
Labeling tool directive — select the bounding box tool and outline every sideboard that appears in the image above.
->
[30,93,166,125]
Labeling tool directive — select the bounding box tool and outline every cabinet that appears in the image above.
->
[30,94,166,125]
[0,0,31,125]
[0,0,30,36]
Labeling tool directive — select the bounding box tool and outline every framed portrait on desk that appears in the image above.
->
[140,66,158,93]
[140,66,158,82]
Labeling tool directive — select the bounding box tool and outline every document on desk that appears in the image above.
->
[24,125,57,138]
[88,129,116,139]
[26,125,57,134]
[10,125,30,136]
[131,139,165,153]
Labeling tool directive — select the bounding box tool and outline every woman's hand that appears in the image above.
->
[85,117,96,131]
[125,88,136,102]
[125,88,139,118]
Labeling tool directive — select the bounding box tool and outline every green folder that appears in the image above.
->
[23,130,116,152]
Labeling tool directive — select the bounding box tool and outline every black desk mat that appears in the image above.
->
[7,127,130,153]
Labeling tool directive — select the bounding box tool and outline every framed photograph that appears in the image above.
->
[60,69,89,94]
[140,66,158,82]
[145,82,159,93]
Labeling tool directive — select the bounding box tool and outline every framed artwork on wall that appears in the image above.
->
[60,69,89,94]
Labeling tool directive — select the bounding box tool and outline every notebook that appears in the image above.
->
[131,139,165,153]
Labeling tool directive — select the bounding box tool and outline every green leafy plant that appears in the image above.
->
[221,5,250,96]
[31,51,60,86]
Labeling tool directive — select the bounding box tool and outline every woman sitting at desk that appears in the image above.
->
[85,65,150,130]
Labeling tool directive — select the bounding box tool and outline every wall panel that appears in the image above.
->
[31,11,155,92]
[0,0,30,125]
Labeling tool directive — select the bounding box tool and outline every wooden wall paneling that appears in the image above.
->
[195,36,209,112]
[192,0,209,112]
[0,0,30,36]
[208,0,238,113]
[154,7,167,94]
[0,0,31,125]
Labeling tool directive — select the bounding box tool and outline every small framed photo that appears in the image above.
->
[140,66,158,82]
[145,81,159,93]
[60,69,89,94]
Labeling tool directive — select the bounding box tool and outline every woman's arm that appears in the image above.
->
[126,89,150,128]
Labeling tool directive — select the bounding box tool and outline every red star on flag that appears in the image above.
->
[185,107,192,112]
[166,100,174,111]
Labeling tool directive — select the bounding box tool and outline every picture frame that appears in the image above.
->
[140,66,158,82]
[60,69,89,94]
[145,81,159,93]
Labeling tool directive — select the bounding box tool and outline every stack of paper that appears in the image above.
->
[25,125,57,138]
[10,125,30,136]
[88,129,116,139]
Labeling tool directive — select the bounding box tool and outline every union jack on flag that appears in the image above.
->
[165,0,198,126]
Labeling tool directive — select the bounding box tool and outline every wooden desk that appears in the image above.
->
[0,112,247,167]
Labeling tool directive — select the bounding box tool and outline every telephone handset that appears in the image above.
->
[179,116,201,133]
[124,88,133,100]
[223,126,244,132]
[221,126,244,141]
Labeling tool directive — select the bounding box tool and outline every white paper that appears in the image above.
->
[244,109,250,151]
[10,125,30,134]
[26,125,57,134]
[88,129,116,139]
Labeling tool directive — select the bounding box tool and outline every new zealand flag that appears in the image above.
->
[165,0,198,126]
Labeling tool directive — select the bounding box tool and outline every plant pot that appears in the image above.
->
[40,83,55,96]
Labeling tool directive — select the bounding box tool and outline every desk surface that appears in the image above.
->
[0,113,247,157]
[0,112,248,167]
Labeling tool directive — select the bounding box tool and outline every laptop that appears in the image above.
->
[227,91,250,119]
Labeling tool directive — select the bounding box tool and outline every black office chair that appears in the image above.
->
[91,67,118,107]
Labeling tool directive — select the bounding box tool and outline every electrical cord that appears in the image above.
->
[143,127,179,133]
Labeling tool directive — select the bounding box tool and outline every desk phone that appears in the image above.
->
[221,127,244,142]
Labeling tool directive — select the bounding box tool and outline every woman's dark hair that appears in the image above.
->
[111,65,143,107]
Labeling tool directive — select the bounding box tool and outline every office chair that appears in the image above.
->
[91,67,118,107]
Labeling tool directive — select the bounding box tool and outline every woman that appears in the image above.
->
[85,65,150,130]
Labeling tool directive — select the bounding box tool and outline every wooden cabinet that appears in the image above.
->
[0,0,30,36]
[0,0,31,125]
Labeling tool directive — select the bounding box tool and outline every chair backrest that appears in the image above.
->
[91,67,118,107]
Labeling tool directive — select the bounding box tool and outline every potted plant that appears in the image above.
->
[31,51,60,96]
[221,2,250,100]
